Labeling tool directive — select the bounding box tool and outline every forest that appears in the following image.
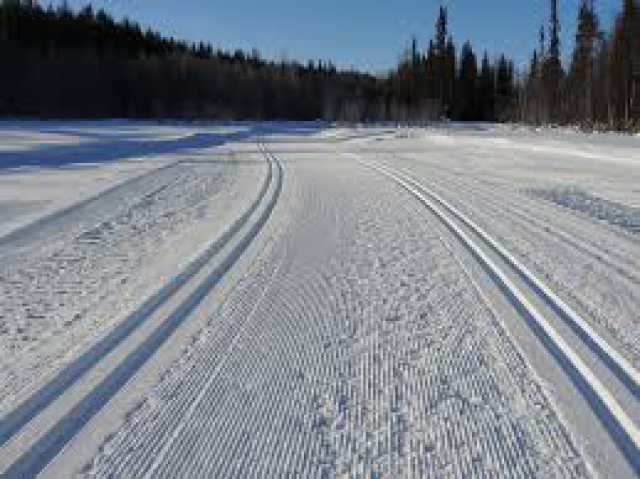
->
[0,0,638,129]
[519,0,640,130]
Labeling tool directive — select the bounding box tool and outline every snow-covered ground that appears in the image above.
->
[0,123,266,412]
[0,122,638,478]
[350,125,640,368]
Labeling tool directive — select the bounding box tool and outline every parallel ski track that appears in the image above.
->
[443,177,640,286]
[372,150,640,283]
[422,171,640,358]
[374,152,640,363]
[0,142,283,479]
[0,159,180,254]
[358,158,640,473]
[401,157,640,286]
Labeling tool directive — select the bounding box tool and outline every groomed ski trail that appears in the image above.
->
[0,142,283,479]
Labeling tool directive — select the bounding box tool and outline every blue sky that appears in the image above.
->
[48,0,621,73]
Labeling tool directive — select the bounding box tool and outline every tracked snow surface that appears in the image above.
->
[77,141,587,478]
[357,126,640,368]
[1,123,639,478]
[0,124,265,413]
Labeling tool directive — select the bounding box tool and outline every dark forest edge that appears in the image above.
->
[0,0,639,131]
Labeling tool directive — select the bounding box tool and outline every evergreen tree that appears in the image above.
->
[569,1,600,125]
[425,40,437,100]
[615,0,640,125]
[541,0,564,122]
[434,6,449,112]
[522,49,541,123]
[549,0,561,61]
[443,37,457,115]
[478,53,496,120]
[518,0,640,130]
[495,55,514,119]
[456,41,478,120]
[609,0,639,127]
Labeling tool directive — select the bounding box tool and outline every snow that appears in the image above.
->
[0,122,265,238]
[0,123,266,415]
[75,131,590,478]
[354,124,640,369]
[527,187,640,235]
[0,161,166,238]
[0,122,638,478]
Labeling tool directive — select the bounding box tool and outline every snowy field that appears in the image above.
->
[0,122,638,478]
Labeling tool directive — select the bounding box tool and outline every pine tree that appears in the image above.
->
[444,37,456,115]
[569,1,600,125]
[549,0,561,61]
[523,49,541,123]
[518,0,640,129]
[456,41,478,120]
[621,0,640,124]
[478,53,496,120]
[425,40,437,100]
[633,1,640,124]
[435,7,448,61]
[495,55,514,119]
[541,0,564,122]
[434,6,449,113]
[609,0,640,127]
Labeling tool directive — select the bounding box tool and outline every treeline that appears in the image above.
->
[3,1,636,128]
[0,0,515,121]
[518,0,640,131]
[0,0,390,120]
[388,7,515,121]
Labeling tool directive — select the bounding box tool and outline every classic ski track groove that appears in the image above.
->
[375,150,640,367]
[0,159,179,251]
[0,158,242,413]
[356,157,640,473]
[377,160,640,392]
[0,141,283,479]
[382,151,640,282]
[140,258,285,479]
[422,173,640,361]
[424,168,640,286]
